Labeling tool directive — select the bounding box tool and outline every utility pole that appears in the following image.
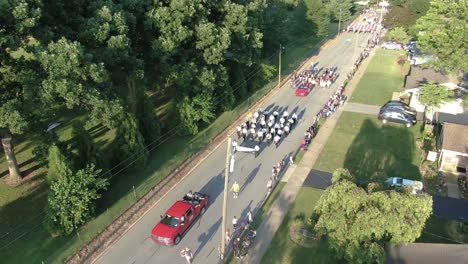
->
[338,8,342,33]
[278,44,282,86]
[220,137,232,259]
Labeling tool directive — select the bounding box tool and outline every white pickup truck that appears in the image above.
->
[385,177,423,194]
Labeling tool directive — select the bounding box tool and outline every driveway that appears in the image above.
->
[386,243,468,264]
[96,31,373,264]
[432,195,468,221]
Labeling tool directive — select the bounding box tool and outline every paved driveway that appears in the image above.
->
[96,32,372,264]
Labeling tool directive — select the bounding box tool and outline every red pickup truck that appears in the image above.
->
[151,191,209,245]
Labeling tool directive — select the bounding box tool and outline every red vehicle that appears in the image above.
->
[295,83,314,96]
[151,191,209,245]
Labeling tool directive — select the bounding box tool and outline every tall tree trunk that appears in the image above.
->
[1,136,22,184]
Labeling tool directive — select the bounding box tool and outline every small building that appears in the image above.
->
[438,122,468,174]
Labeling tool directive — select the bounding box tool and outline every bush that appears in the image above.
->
[46,164,108,235]
[46,144,72,184]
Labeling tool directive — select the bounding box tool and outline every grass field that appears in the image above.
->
[349,49,410,106]
[260,187,339,264]
[0,8,344,264]
[314,112,424,182]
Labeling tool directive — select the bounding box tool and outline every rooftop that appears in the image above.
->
[442,122,468,153]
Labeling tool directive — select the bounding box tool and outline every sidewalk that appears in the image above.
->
[344,102,380,115]
[240,47,379,264]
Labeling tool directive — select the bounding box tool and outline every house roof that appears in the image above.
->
[405,66,451,90]
[442,122,468,153]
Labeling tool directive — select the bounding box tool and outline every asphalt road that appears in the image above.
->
[96,31,372,264]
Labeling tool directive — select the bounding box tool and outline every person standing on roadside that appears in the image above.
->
[247,210,254,225]
[233,216,238,230]
[180,247,194,264]
[226,229,232,243]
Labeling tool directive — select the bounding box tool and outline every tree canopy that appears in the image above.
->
[314,169,432,264]
[418,82,455,111]
[386,27,411,44]
[47,164,108,235]
[414,0,468,73]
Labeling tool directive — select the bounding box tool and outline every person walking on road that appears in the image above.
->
[180,247,194,264]
[254,145,260,157]
[230,181,240,198]
[274,135,281,148]
[232,140,238,153]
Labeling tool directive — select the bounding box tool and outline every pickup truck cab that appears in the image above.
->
[151,191,209,245]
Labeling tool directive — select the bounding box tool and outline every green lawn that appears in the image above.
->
[350,49,409,106]
[314,112,423,182]
[260,187,339,264]
[417,216,468,244]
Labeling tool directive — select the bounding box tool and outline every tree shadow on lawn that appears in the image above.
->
[343,119,421,183]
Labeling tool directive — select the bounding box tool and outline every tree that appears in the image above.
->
[327,0,353,23]
[386,27,411,44]
[383,5,417,30]
[0,100,29,184]
[114,113,148,169]
[46,144,73,184]
[177,94,216,135]
[70,120,104,170]
[305,0,330,37]
[331,168,355,184]
[419,82,455,112]
[414,0,468,73]
[314,170,432,263]
[407,0,430,17]
[46,164,108,235]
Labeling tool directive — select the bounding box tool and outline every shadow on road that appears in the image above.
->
[195,217,222,258]
[200,172,224,205]
[240,164,262,193]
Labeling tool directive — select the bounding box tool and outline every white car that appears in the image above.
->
[381,42,403,50]
[385,177,423,193]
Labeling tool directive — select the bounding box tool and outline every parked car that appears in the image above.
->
[151,191,209,245]
[380,101,417,116]
[381,41,403,50]
[385,177,423,193]
[378,108,417,127]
